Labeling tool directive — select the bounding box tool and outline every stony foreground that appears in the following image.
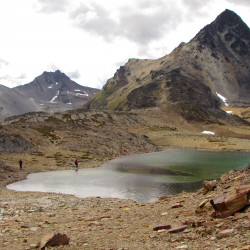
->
[0,163,249,249]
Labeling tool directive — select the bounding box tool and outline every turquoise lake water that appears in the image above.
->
[7,149,250,202]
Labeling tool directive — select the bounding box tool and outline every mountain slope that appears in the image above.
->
[14,70,100,112]
[86,9,250,123]
[0,84,40,120]
[0,70,100,120]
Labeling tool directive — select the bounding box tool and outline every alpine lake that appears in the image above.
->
[7,149,250,203]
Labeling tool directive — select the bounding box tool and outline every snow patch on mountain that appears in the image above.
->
[49,91,59,103]
[216,92,228,106]
[202,131,215,135]
[76,92,88,97]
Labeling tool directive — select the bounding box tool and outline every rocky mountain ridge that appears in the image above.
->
[86,9,250,124]
[0,70,99,120]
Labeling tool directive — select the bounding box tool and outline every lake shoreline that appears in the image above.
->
[0,154,249,249]
[0,164,250,249]
[6,149,250,203]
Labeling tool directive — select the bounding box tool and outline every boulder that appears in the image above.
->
[210,185,250,218]
[217,229,237,239]
[40,233,70,249]
[203,180,217,194]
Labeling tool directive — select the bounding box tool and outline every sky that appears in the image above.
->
[0,0,249,89]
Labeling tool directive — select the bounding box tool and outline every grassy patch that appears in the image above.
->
[149,125,177,131]
[45,116,63,123]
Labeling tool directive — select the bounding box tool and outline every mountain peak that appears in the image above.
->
[191,9,250,54]
[11,70,100,118]
[42,69,62,74]
[213,9,248,33]
[41,69,66,78]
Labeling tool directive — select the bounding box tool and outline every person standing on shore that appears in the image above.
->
[74,160,78,170]
[19,160,23,170]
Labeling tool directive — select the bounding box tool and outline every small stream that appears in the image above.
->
[7,149,250,202]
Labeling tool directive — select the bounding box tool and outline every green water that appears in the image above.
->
[111,149,250,183]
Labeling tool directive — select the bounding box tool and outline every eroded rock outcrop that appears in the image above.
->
[0,133,37,153]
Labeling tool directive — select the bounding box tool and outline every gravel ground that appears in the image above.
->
[0,166,249,250]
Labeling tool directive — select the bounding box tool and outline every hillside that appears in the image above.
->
[0,84,40,120]
[86,9,250,124]
[1,107,250,173]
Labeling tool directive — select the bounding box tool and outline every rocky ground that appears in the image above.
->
[0,108,250,249]
[0,162,249,249]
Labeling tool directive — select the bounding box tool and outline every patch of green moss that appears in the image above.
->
[89,85,120,109]
[45,116,63,123]
[149,125,177,131]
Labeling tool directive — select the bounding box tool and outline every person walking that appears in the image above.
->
[19,160,23,170]
[74,160,78,170]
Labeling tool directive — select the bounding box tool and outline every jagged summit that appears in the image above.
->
[214,9,246,30]
[193,9,250,55]
[38,70,71,86]
[86,10,250,124]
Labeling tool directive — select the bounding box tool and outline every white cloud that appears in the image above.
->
[71,2,120,42]
[226,0,250,6]
[0,58,9,71]
[67,70,81,80]
[36,0,69,13]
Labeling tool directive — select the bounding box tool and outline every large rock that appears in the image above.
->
[40,233,70,249]
[210,185,250,218]
[203,180,218,194]
[0,133,37,153]
[153,224,171,231]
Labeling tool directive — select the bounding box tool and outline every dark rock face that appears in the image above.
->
[113,66,129,87]
[166,71,220,108]
[215,9,249,37]
[195,9,250,55]
[165,72,232,123]
[103,66,129,92]
[0,133,37,153]
[127,82,160,109]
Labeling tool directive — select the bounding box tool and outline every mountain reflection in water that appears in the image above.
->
[7,149,250,203]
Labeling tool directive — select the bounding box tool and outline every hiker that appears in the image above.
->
[74,160,78,170]
[19,160,23,170]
